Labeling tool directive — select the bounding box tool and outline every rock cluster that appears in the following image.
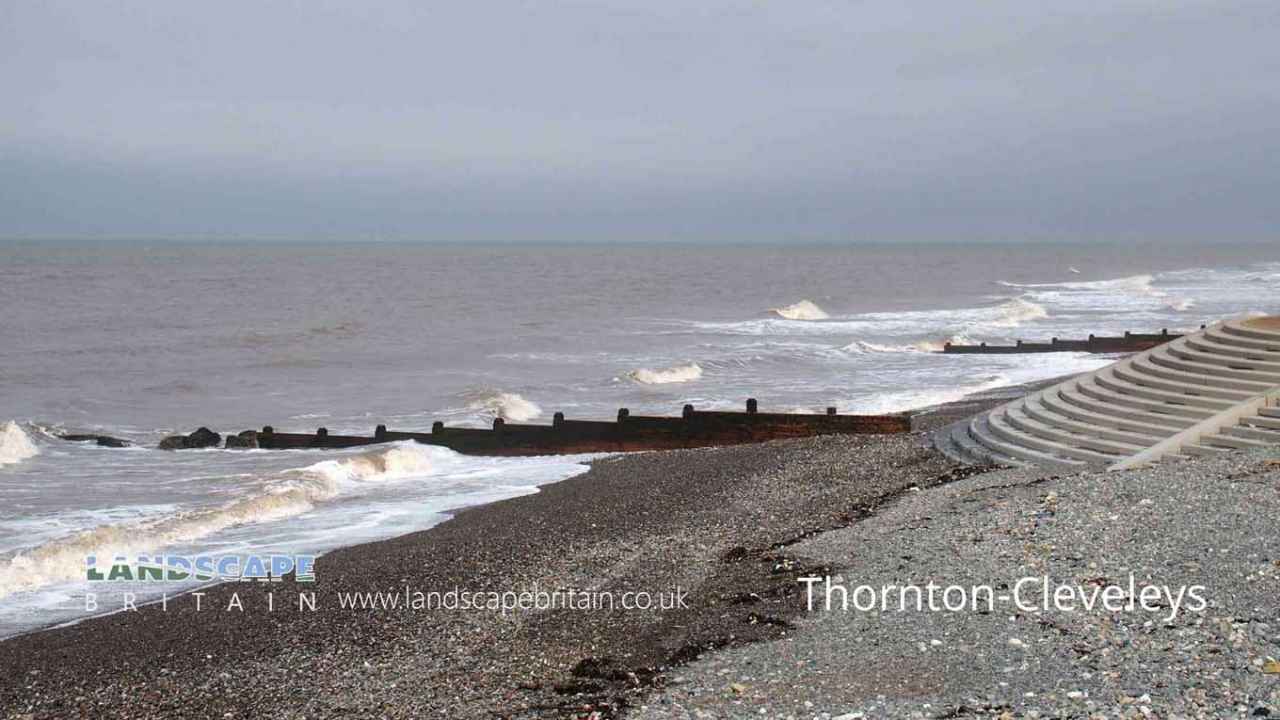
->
[157,427,221,450]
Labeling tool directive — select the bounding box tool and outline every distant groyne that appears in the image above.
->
[942,328,1193,355]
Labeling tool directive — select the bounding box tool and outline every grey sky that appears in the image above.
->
[2,1,1277,242]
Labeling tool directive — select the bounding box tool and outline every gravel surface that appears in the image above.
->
[629,449,1280,719]
[0,429,967,719]
[10,376,1270,719]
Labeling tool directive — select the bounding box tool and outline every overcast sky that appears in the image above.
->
[2,1,1277,242]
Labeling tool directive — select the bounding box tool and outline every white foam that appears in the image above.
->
[844,376,1013,415]
[987,297,1049,328]
[0,422,38,467]
[842,334,976,354]
[467,391,542,422]
[769,300,829,321]
[999,273,1157,293]
[844,352,1111,415]
[0,443,442,599]
[1167,298,1196,312]
[628,362,704,384]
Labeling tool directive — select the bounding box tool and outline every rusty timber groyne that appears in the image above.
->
[246,399,911,456]
[942,328,1194,355]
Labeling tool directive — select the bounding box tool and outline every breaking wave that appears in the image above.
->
[467,391,542,422]
[1167,298,1196,312]
[0,443,440,599]
[0,422,38,468]
[769,300,829,321]
[998,273,1157,293]
[628,362,704,385]
[987,297,1049,327]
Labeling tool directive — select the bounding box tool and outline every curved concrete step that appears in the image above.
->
[968,415,1084,471]
[1021,393,1161,446]
[1199,433,1270,450]
[1075,378,1213,420]
[1203,325,1280,353]
[1222,319,1280,343]
[1185,334,1280,363]
[1146,347,1280,384]
[987,408,1119,464]
[1241,414,1280,431]
[949,420,1024,467]
[933,426,977,465]
[1165,341,1280,377]
[949,316,1280,471]
[1037,389,1177,438]
[1126,356,1272,395]
[1004,404,1143,456]
[1093,367,1234,411]
[1113,361,1255,401]
[1221,424,1280,443]
[1057,382,1198,429]
[1183,443,1230,457]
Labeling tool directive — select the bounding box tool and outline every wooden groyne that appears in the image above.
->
[247,400,912,456]
[941,328,1194,355]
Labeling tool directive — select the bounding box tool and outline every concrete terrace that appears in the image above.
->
[936,316,1280,471]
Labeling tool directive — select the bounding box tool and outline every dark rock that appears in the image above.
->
[187,427,220,448]
[60,434,131,448]
[157,427,222,450]
[224,430,259,449]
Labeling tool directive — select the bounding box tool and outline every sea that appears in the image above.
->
[2,240,1279,637]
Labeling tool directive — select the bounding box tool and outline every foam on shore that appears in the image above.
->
[0,443,441,599]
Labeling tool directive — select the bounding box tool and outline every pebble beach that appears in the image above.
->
[1,383,1277,719]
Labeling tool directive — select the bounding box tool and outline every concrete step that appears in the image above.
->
[1246,411,1280,429]
[1221,423,1280,443]
[1185,334,1280,362]
[1199,433,1270,450]
[963,317,1280,471]
[1021,393,1164,445]
[1127,356,1272,394]
[988,408,1119,464]
[1057,382,1198,429]
[1222,320,1280,343]
[1005,404,1143,456]
[1094,367,1234,410]
[969,415,1084,471]
[1203,325,1280,352]
[1146,347,1280,385]
[1165,342,1280,378]
[1075,378,1214,420]
[932,421,979,464]
[1115,361,1257,401]
[1183,443,1229,457]
[949,420,1023,467]
[1037,389,1177,438]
